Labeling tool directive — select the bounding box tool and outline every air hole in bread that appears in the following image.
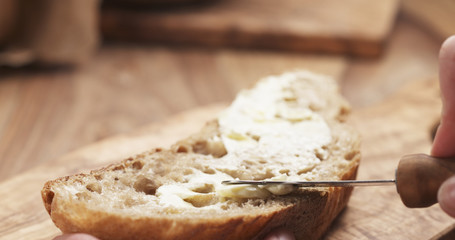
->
[206,139,227,158]
[243,159,255,166]
[249,199,265,207]
[46,191,54,205]
[123,195,145,208]
[176,145,188,153]
[190,139,227,158]
[155,148,163,152]
[193,141,208,154]
[183,193,217,208]
[216,169,239,179]
[133,175,157,195]
[284,96,297,102]
[309,103,321,111]
[86,182,102,194]
[339,106,350,117]
[183,168,194,175]
[249,169,275,180]
[192,183,215,194]
[131,161,144,170]
[94,174,103,180]
[76,192,89,200]
[315,146,328,161]
[315,151,324,161]
[246,132,260,142]
[279,169,290,175]
[344,151,356,161]
[202,167,216,175]
[263,170,276,180]
[112,165,124,171]
[297,166,315,175]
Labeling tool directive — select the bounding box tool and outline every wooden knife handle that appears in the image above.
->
[396,153,455,208]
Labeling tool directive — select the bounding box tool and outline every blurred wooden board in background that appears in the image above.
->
[101,0,400,57]
[402,0,455,41]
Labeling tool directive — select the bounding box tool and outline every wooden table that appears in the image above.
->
[1,3,454,240]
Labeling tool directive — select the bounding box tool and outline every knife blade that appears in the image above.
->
[221,154,455,208]
[222,179,396,187]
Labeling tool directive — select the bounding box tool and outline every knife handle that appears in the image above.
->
[396,153,455,208]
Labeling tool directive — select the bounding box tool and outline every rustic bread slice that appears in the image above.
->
[42,71,360,240]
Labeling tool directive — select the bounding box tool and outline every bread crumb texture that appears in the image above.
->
[42,71,360,240]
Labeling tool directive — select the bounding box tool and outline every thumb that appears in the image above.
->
[432,35,455,157]
[438,176,455,218]
[263,228,295,240]
[53,234,99,240]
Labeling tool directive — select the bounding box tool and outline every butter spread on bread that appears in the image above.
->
[158,72,334,205]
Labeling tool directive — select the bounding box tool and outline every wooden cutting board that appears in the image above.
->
[101,0,399,57]
[0,78,453,240]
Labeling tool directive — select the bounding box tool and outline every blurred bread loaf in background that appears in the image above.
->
[0,0,99,66]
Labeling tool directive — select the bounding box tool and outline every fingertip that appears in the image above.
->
[263,228,295,240]
[439,35,455,84]
[440,35,455,55]
[435,34,455,157]
[438,176,455,218]
[431,120,455,157]
[53,233,99,240]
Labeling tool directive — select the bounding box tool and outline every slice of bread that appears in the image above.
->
[42,71,360,240]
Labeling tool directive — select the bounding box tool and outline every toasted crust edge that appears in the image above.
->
[41,150,359,240]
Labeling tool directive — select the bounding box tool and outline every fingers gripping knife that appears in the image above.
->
[222,154,455,208]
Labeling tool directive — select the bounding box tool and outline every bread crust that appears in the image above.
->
[42,151,358,240]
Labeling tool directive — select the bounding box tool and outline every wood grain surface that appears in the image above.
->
[342,18,440,108]
[101,0,399,57]
[0,78,452,240]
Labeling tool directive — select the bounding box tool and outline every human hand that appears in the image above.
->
[53,233,99,240]
[55,230,296,240]
[432,35,455,218]
[55,228,297,240]
[263,228,295,240]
